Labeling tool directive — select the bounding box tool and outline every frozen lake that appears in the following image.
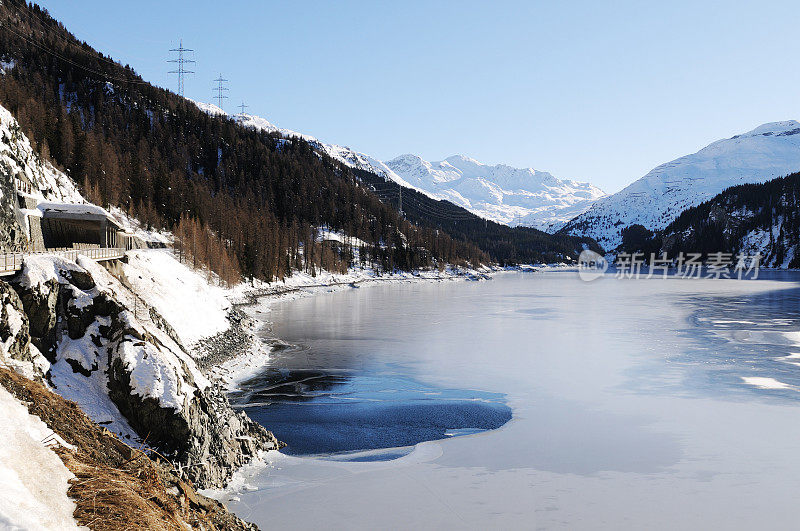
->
[223,270,800,529]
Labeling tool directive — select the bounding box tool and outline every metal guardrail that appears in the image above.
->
[0,247,125,276]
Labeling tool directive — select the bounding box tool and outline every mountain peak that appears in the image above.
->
[389,153,427,164]
[743,120,800,136]
[385,153,604,230]
[444,154,482,166]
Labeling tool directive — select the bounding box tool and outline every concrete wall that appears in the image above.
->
[27,217,45,252]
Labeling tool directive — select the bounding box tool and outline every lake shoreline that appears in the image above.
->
[205,265,502,390]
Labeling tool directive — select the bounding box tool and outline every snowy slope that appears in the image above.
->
[385,154,605,231]
[192,102,604,230]
[0,385,81,530]
[562,120,800,250]
[120,250,231,346]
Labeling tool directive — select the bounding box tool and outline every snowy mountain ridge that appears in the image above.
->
[193,101,605,231]
[561,120,800,250]
[384,153,605,231]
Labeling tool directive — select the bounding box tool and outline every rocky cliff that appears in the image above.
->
[0,254,278,489]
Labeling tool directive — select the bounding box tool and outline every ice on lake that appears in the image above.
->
[217,271,800,530]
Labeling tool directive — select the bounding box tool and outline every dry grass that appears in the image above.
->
[57,450,190,531]
[0,367,257,530]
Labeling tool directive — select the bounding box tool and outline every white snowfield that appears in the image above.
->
[562,120,800,250]
[193,101,605,231]
[0,385,83,530]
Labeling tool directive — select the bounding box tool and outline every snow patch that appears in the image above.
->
[0,385,83,530]
[741,376,794,390]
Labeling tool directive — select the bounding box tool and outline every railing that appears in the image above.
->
[0,253,24,275]
[14,177,33,195]
[0,248,126,275]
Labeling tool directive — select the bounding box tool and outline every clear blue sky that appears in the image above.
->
[39,0,800,193]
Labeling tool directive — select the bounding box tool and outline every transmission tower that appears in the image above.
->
[398,186,406,217]
[168,40,195,97]
[213,74,229,110]
[238,101,249,116]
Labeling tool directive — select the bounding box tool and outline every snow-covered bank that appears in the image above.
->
[226,263,497,304]
[119,250,232,346]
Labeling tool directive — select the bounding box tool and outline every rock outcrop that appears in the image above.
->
[7,255,278,489]
[0,160,28,252]
[0,279,48,380]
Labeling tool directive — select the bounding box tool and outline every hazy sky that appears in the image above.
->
[39,1,800,193]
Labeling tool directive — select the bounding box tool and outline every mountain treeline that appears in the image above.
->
[0,1,600,282]
[616,172,800,268]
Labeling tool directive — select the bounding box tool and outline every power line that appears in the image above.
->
[2,21,150,85]
[370,187,473,215]
[168,40,195,96]
[213,74,229,110]
[401,198,489,221]
[5,6,134,70]
[369,187,478,221]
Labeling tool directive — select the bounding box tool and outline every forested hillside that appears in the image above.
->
[657,172,800,268]
[0,1,593,280]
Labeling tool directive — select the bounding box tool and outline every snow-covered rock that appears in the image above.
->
[562,120,800,250]
[193,101,605,231]
[0,280,50,382]
[0,104,85,205]
[7,255,278,489]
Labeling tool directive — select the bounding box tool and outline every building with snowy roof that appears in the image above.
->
[36,202,124,249]
[10,173,146,252]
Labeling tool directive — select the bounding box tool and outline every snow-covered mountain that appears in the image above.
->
[194,102,605,231]
[561,120,800,250]
[658,172,800,268]
[384,154,605,231]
